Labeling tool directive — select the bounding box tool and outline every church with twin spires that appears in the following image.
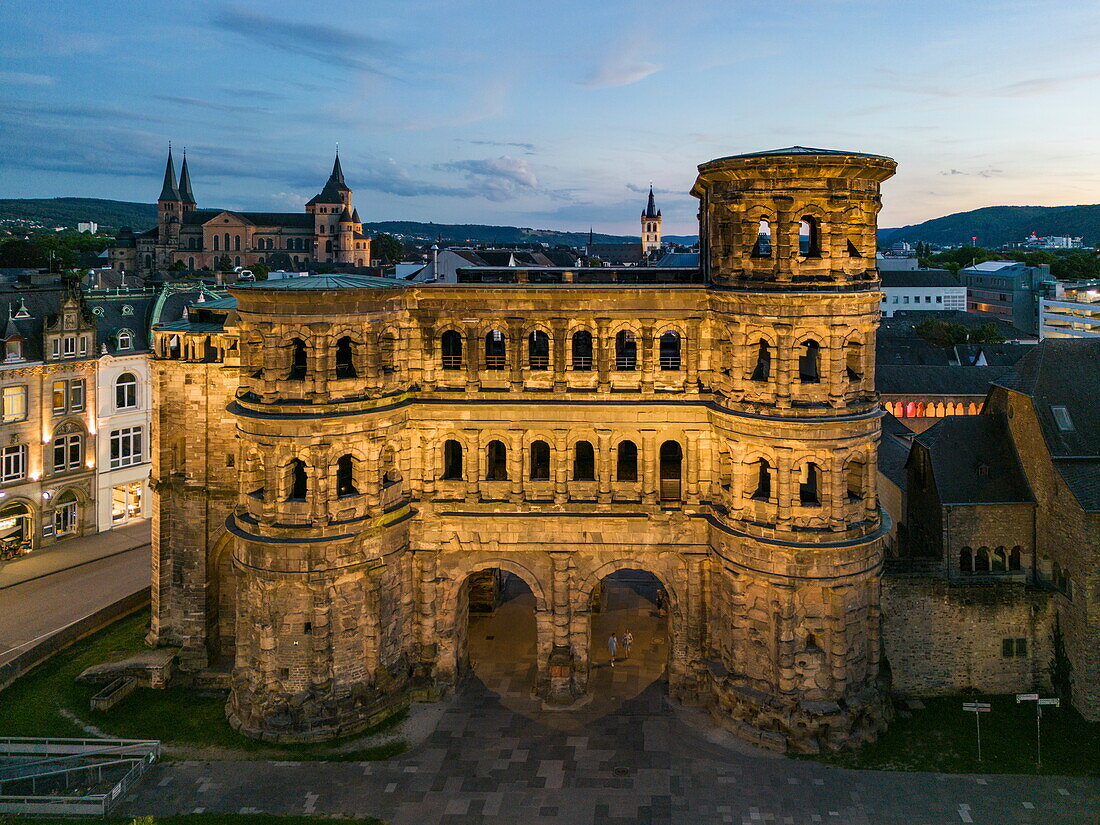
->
[109,149,373,276]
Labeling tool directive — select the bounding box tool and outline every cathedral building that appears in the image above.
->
[110,150,372,276]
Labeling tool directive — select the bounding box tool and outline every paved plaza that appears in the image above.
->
[118,575,1100,825]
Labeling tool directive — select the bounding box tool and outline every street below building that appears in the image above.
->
[0,521,150,668]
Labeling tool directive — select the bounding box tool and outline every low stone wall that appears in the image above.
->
[882,576,1052,696]
[0,587,151,692]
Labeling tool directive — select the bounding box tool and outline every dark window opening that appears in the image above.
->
[799,462,820,505]
[960,547,973,572]
[335,336,357,379]
[485,330,506,370]
[573,441,595,481]
[487,440,508,480]
[847,239,862,258]
[441,330,463,370]
[572,330,593,371]
[616,440,638,481]
[615,330,637,371]
[529,440,550,480]
[659,331,681,371]
[1009,546,1022,571]
[845,341,862,381]
[528,330,549,370]
[659,440,682,501]
[287,458,307,501]
[336,454,358,497]
[799,340,820,383]
[751,340,771,381]
[752,458,772,501]
[288,338,307,381]
[443,440,463,480]
[975,547,990,572]
[846,461,864,502]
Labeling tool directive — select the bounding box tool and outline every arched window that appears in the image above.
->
[799,216,821,257]
[846,460,864,502]
[975,547,990,572]
[659,441,682,501]
[992,547,1007,572]
[751,218,772,257]
[485,330,506,370]
[799,462,820,505]
[615,330,637,371]
[224,233,230,250]
[529,440,550,480]
[377,331,397,375]
[571,330,593,371]
[442,440,463,480]
[234,256,240,267]
[53,490,79,536]
[288,338,307,380]
[441,330,463,370]
[486,440,508,480]
[213,235,219,251]
[659,331,681,371]
[325,240,333,253]
[751,339,771,381]
[752,458,772,501]
[234,235,241,251]
[335,336,356,379]
[799,340,820,383]
[573,441,595,481]
[528,330,549,370]
[616,440,638,481]
[846,341,863,381]
[1009,546,1023,571]
[336,454,357,496]
[960,547,973,572]
[115,372,137,409]
[287,458,307,501]
[187,257,194,269]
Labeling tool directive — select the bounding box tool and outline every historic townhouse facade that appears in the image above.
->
[149,147,896,752]
[110,150,373,277]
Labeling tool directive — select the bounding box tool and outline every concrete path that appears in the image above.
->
[115,575,1100,824]
[0,521,150,667]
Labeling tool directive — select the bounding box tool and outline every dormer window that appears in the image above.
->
[1051,405,1074,432]
[4,338,23,362]
[117,330,134,350]
[122,305,134,316]
[13,300,30,320]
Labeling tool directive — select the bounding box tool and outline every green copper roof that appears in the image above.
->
[233,274,403,290]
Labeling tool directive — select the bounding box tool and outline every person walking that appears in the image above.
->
[607,632,618,667]
[623,630,634,659]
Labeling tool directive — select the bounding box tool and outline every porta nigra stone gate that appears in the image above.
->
[149,148,897,753]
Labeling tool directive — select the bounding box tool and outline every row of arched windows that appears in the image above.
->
[747,457,865,505]
[440,438,672,483]
[749,216,863,260]
[959,545,1023,573]
[211,233,242,252]
[439,329,685,373]
[282,336,375,381]
[886,400,982,419]
[745,338,862,384]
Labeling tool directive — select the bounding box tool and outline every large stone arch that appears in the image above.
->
[434,554,553,691]
[206,529,236,663]
[570,553,691,694]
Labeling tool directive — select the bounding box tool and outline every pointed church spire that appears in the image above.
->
[644,184,658,219]
[588,226,594,246]
[178,150,196,205]
[330,145,345,186]
[159,146,182,202]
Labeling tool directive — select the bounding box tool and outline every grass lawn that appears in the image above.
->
[0,817,383,825]
[807,693,1100,776]
[0,611,405,761]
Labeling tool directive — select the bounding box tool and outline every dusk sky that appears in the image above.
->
[2,0,1099,235]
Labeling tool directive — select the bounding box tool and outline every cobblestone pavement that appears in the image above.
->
[118,575,1100,825]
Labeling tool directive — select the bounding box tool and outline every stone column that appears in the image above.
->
[775,323,793,408]
[420,322,436,390]
[775,447,793,526]
[685,430,700,505]
[546,551,576,703]
[640,322,655,393]
[508,317,523,391]
[551,318,567,392]
[596,317,610,392]
[464,322,479,392]
[508,431,523,503]
[686,318,700,390]
[469,429,482,501]
[641,429,657,505]
[553,430,568,505]
[827,325,845,408]
[596,429,612,506]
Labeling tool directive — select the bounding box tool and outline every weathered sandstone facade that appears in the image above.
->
[150,147,898,752]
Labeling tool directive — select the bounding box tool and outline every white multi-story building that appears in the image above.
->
[879,269,967,317]
[1039,281,1100,340]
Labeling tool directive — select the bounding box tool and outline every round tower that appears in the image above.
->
[225,275,413,742]
[693,147,896,753]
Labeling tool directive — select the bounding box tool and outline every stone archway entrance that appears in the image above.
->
[586,568,670,709]
[463,570,539,702]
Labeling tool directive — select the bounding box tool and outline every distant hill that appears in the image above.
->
[0,198,157,231]
[0,197,644,246]
[880,204,1100,247]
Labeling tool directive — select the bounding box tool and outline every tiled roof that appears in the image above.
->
[233,274,401,290]
[879,269,959,288]
[912,414,1033,505]
[876,365,1010,396]
[707,146,893,162]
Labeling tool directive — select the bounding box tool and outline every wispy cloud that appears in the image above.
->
[439,156,539,201]
[459,138,536,155]
[990,72,1100,97]
[0,71,54,87]
[154,95,269,115]
[939,168,1004,178]
[581,55,660,88]
[210,6,401,78]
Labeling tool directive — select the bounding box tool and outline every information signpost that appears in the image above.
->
[962,702,991,761]
[1017,693,1060,768]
